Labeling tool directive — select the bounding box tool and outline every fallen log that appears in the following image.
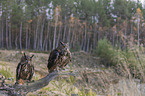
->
[0,71,58,96]
[0,71,76,96]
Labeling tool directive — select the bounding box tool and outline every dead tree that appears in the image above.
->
[0,71,59,96]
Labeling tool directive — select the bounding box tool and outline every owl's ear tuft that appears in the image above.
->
[24,52,26,58]
[60,41,65,46]
[30,55,34,59]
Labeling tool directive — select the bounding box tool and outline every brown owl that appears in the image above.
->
[47,41,71,73]
[16,53,34,84]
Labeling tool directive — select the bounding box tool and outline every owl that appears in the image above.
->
[47,41,71,73]
[16,53,34,84]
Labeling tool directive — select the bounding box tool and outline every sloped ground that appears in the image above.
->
[0,50,104,95]
[0,50,145,96]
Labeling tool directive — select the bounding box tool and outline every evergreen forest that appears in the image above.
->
[0,0,144,52]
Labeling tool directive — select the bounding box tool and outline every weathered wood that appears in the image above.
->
[13,71,59,96]
[0,71,59,96]
[0,71,77,96]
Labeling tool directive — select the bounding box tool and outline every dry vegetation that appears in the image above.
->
[0,46,145,96]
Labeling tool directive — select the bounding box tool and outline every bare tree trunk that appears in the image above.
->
[67,25,71,43]
[25,25,28,50]
[116,32,118,47]
[42,27,48,51]
[42,23,47,51]
[6,17,8,49]
[1,17,3,48]
[124,21,127,49]
[87,33,90,52]
[0,16,1,48]
[89,43,92,53]
[9,23,12,49]
[81,30,84,50]
[37,34,40,50]
[93,28,96,49]
[83,23,87,51]
[120,37,122,49]
[28,27,31,49]
[42,33,46,51]
[15,31,18,50]
[47,22,51,51]
[98,30,100,42]
[63,24,67,42]
[113,31,115,47]
[137,17,140,48]
[53,16,58,50]
[19,22,22,50]
[49,38,52,51]
[12,30,14,48]
[93,25,97,53]
[56,23,62,47]
[131,22,133,34]
[70,29,75,48]
[34,19,39,50]
[44,21,50,51]
[40,18,45,50]
[74,31,77,49]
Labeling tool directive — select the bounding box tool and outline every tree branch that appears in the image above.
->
[13,71,59,96]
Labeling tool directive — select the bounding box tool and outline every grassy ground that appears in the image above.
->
[0,49,145,96]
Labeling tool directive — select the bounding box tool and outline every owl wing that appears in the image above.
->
[16,63,22,81]
[47,50,60,72]
[28,65,34,81]
[59,56,71,69]
[60,50,72,69]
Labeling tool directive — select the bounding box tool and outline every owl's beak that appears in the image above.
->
[27,60,31,64]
